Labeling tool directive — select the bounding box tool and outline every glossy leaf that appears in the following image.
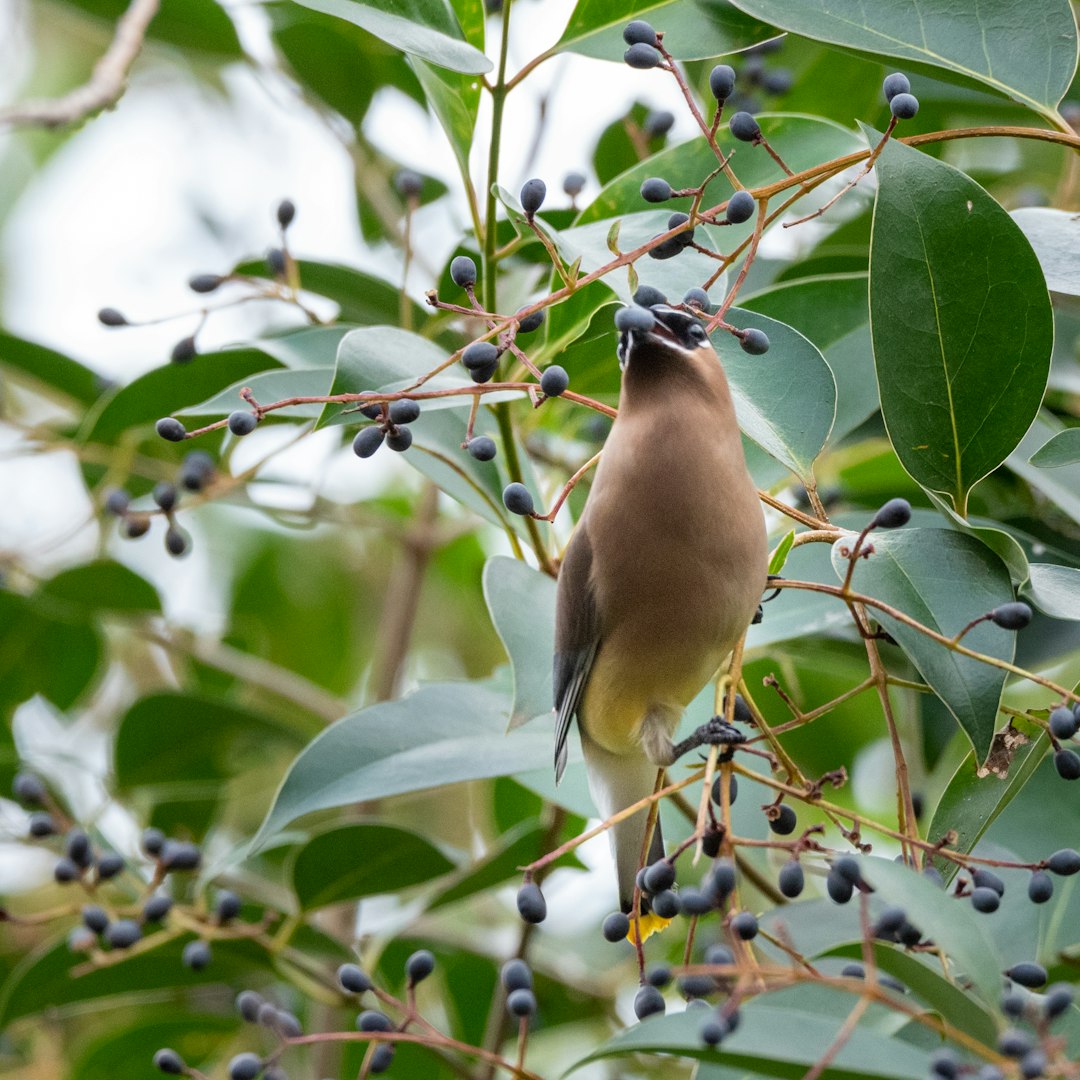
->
[833,529,1014,760]
[56,0,242,57]
[869,136,1053,514]
[1024,563,1080,620]
[291,0,492,74]
[409,57,482,178]
[924,490,1029,586]
[291,824,455,909]
[1012,208,1080,305]
[0,331,102,406]
[38,561,160,615]
[181,368,334,420]
[716,309,836,483]
[1008,413,1080,528]
[1029,428,1080,468]
[726,0,1078,119]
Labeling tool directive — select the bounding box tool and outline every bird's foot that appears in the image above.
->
[671,715,746,761]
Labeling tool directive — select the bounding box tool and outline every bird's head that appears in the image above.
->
[615,303,715,381]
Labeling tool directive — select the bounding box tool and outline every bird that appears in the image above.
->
[552,301,768,938]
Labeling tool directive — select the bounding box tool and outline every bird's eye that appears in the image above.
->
[688,324,707,344]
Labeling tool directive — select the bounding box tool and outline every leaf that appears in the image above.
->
[409,58,482,179]
[1024,564,1080,620]
[716,309,836,483]
[482,557,556,729]
[769,531,795,575]
[254,682,564,847]
[180,368,335,420]
[869,135,1053,515]
[853,856,1004,1004]
[574,1003,932,1077]
[726,0,1078,120]
[1008,412,1080,528]
[0,331,102,406]
[1029,428,1080,468]
[291,0,492,74]
[56,0,242,57]
[1012,208,1080,307]
[38,561,160,616]
[923,490,1029,586]
[833,528,1014,760]
[290,824,455,909]
[557,0,777,63]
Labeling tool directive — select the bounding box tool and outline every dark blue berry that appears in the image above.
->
[730,911,758,939]
[406,949,435,983]
[615,305,656,333]
[516,307,545,333]
[562,173,586,197]
[154,1049,186,1074]
[12,772,46,804]
[872,498,911,528]
[338,963,373,993]
[369,1045,394,1074]
[357,1010,393,1032]
[216,891,241,922]
[106,919,142,949]
[634,984,665,1019]
[990,602,1032,629]
[826,869,853,904]
[643,860,675,894]
[277,199,296,228]
[228,411,258,436]
[395,170,423,197]
[189,273,224,294]
[778,860,804,898]
[143,894,173,922]
[503,484,535,517]
[644,110,675,136]
[353,427,385,459]
[153,482,178,512]
[769,804,797,835]
[1045,982,1074,1018]
[1049,706,1078,739]
[171,337,197,364]
[160,840,201,871]
[1054,749,1080,779]
[516,881,546,922]
[104,488,131,516]
[156,418,187,442]
[386,427,413,452]
[501,959,532,991]
[462,341,500,370]
[389,399,420,425]
[602,911,630,941]
[709,64,736,101]
[228,1052,263,1080]
[468,436,497,461]
[520,178,546,216]
[971,886,1000,913]
[98,307,128,326]
[679,888,713,915]
[623,20,658,47]
[1047,848,1080,875]
[633,285,667,307]
[640,177,673,203]
[729,111,761,141]
[652,890,680,918]
[972,868,1005,895]
[28,812,55,837]
[882,73,911,101]
[625,43,661,69]
[726,190,755,224]
[82,905,109,934]
[740,328,770,354]
[1007,962,1047,988]
[183,939,212,970]
[450,255,477,289]
[540,366,569,397]
[507,988,537,1016]
[890,93,919,119]
[683,287,710,312]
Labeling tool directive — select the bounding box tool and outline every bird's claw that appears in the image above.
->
[671,716,746,761]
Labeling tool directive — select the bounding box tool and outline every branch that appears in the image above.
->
[0,0,160,129]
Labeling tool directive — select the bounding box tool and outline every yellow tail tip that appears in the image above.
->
[626,912,672,945]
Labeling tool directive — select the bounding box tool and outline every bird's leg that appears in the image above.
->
[670,714,746,761]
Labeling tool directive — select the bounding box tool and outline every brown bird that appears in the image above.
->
[553,302,767,933]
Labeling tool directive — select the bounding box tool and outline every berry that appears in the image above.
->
[644,110,675,137]
[358,402,382,420]
[228,411,258,437]
[257,1002,278,1027]
[339,963,373,993]
[183,939,212,970]
[142,827,166,855]
[704,944,734,968]
[644,860,676,893]
[520,178,546,216]
[701,1018,726,1046]
[640,177,673,203]
[652,890,680,918]
[55,856,79,883]
[66,829,92,867]
[890,93,919,119]
[634,984,665,1019]
[99,854,126,883]
[987,601,1034,631]
[778,860,804,898]
[729,111,761,142]
[826,869,853,904]
[679,974,715,998]
[143,895,173,922]
[469,361,498,384]
[1049,706,1078,739]
[1045,982,1074,1018]
[1007,962,1047,988]
[897,921,922,947]
[562,172,586,197]
[98,307,128,326]
[667,210,694,241]
[153,482,178,512]
[623,20,658,46]
[740,328,770,354]
[462,341,500,370]
[28,811,55,837]
[769,804,797,835]
[189,273,224,294]
[646,965,671,987]
[228,1053,263,1080]
[625,43,661,68]
[12,772,46,804]
[160,840,202,871]
[871,497,911,528]
[1054,748,1080,779]
[353,427,385,459]
[882,72,911,101]
[277,198,296,228]
[1047,848,1080,875]
[503,484,535,517]
[406,949,435,983]
[540,366,569,397]
[1001,990,1026,1018]
[516,307,545,333]
[171,336,197,364]
[730,911,758,940]
[104,488,131,516]
[998,1028,1033,1058]
[388,399,421,425]
[275,1010,302,1037]
[602,911,630,941]
[163,524,189,557]
[386,427,413,452]
[707,860,736,902]
[82,905,109,934]
[971,868,1005,896]
[154,1048,186,1074]
[516,881,546,922]
[369,1045,394,1075]
[929,1049,958,1078]
[501,959,532,991]
[106,919,142,949]
[394,169,423,197]
[726,190,755,224]
[711,773,737,805]
[216,890,241,922]
[450,255,477,289]
[874,906,907,935]
[970,886,1000,913]
[679,888,712,915]
[683,287,711,312]
[357,1010,393,1032]
[468,436,497,461]
[614,305,656,333]
[841,963,865,978]
[156,417,187,442]
[1020,1049,1047,1078]
[633,285,667,307]
[268,248,287,276]
[763,69,794,95]
[507,987,537,1017]
[180,451,215,491]
[124,516,149,541]
[709,64,736,101]
[833,856,861,885]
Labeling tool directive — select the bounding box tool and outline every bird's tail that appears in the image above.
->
[579,734,667,924]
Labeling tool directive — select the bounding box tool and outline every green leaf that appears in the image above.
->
[869,136,1053,515]
[56,0,242,57]
[1011,208,1080,307]
[180,368,334,420]
[575,1003,932,1077]
[717,309,836,483]
[853,856,1004,1004]
[1029,428,1080,468]
[290,0,492,74]
[1024,563,1080,620]
[923,490,1029,586]
[1008,412,1080,528]
[768,530,795,575]
[38,561,160,616]
[254,682,563,847]
[482,556,556,729]
[557,0,776,63]
[726,0,1078,119]
[0,331,102,406]
[409,58,481,179]
[833,529,1014,760]
[290,823,455,909]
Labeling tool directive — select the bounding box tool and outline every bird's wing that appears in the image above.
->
[553,522,600,784]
